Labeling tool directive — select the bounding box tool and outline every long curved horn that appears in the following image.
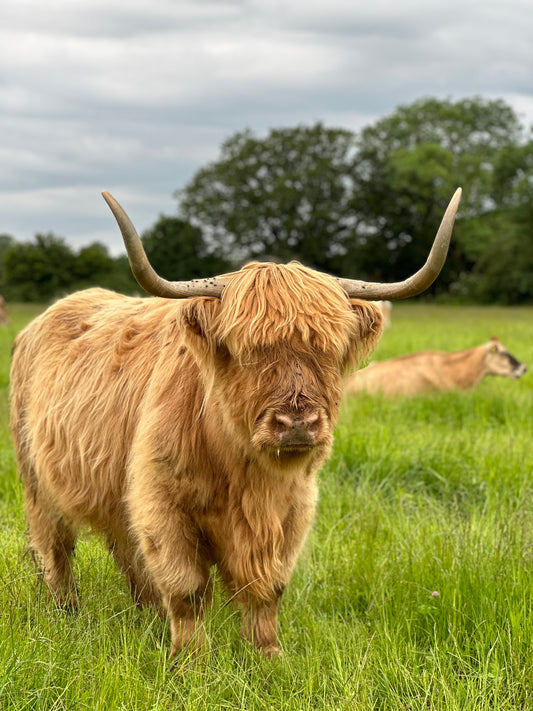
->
[102,191,228,298]
[336,188,462,300]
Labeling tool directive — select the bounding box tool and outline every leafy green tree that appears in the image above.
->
[0,234,15,291]
[3,233,76,302]
[456,140,533,302]
[177,123,357,271]
[100,255,141,294]
[141,215,230,281]
[68,241,141,294]
[73,242,114,282]
[491,139,533,208]
[348,96,525,290]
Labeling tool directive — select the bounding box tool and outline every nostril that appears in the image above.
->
[303,412,319,426]
[275,413,295,430]
[274,412,321,432]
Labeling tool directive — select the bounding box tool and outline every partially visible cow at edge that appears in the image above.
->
[344,336,526,398]
[9,188,461,659]
[0,295,10,325]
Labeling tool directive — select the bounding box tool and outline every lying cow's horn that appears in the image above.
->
[336,188,462,299]
[103,187,461,300]
[102,191,227,298]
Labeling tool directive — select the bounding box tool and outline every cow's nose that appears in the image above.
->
[275,412,320,439]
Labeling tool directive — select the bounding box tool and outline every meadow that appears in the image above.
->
[0,302,531,710]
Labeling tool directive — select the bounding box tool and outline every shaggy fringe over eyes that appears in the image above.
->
[213,262,377,364]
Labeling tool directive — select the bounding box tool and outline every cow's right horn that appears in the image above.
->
[102,191,228,298]
[336,188,462,300]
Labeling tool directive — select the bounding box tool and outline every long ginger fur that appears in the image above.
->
[10,261,383,657]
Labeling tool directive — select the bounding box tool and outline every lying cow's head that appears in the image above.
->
[102,189,461,468]
[484,337,527,380]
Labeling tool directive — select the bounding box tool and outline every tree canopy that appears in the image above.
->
[176,96,533,302]
[1,235,137,302]
[347,97,525,290]
[2,96,532,303]
[177,124,358,272]
[141,215,230,281]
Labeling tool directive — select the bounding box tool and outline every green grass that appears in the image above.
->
[0,302,531,710]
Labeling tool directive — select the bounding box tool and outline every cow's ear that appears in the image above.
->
[181,297,225,363]
[346,299,384,367]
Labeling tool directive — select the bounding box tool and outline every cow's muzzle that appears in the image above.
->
[274,412,320,450]
[512,363,527,379]
[252,407,328,457]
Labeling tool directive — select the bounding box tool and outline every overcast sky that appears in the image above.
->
[2,0,533,255]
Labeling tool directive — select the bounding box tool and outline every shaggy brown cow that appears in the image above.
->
[10,188,461,658]
[344,336,526,398]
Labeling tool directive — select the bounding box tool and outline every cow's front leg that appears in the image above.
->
[164,575,212,658]
[240,589,284,658]
[139,519,212,657]
[238,480,318,657]
[226,478,317,657]
[127,475,211,657]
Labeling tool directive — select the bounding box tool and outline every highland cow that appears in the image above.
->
[10,188,461,658]
[344,336,526,398]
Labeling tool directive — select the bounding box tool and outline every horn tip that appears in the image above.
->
[102,191,118,211]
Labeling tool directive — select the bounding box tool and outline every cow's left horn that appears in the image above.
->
[102,191,227,298]
[336,188,462,300]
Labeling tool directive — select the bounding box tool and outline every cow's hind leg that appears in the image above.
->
[24,489,79,609]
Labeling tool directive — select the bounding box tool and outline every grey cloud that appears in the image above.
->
[1,0,533,254]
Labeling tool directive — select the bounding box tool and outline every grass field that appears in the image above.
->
[0,302,531,710]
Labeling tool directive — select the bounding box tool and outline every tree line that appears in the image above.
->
[2,96,532,304]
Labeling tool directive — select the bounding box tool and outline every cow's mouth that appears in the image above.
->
[272,442,315,460]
